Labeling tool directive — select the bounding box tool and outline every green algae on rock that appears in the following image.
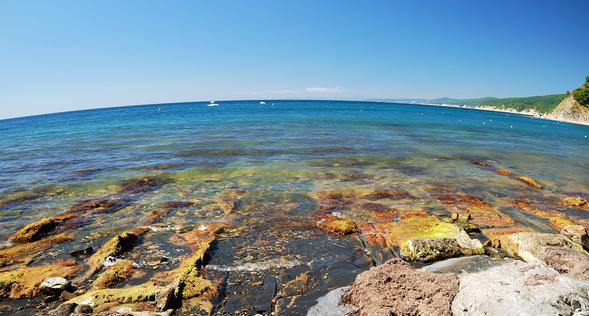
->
[317,215,358,236]
[91,259,138,289]
[11,213,76,243]
[0,259,81,298]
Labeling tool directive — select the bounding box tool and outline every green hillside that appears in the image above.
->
[430,94,566,113]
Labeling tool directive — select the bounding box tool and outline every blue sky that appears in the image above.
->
[1,0,588,119]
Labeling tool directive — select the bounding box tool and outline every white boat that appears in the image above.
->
[208,101,219,107]
[260,101,266,105]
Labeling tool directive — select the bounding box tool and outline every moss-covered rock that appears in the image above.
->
[11,213,75,243]
[91,259,137,289]
[516,176,543,189]
[0,233,73,267]
[317,215,358,236]
[563,196,587,208]
[0,260,81,298]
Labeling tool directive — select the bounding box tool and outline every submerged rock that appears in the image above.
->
[452,260,589,315]
[341,258,459,316]
[516,175,543,189]
[70,197,130,214]
[564,196,587,208]
[0,233,73,267]
[512,200,577,230]
[11,213,75,243]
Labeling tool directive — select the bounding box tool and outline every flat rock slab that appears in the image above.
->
[452,260,589,315]
[420,255,510,274]
[307,287,355,316]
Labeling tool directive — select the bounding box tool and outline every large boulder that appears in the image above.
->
[452,260,589,315]
[340,258,459,316]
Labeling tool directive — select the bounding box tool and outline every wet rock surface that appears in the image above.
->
[1,155,589,315]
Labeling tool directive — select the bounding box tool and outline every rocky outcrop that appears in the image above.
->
[452,260,589,315]
[500,232,589,280]
[547,95,589,125]
[341,258,459,316]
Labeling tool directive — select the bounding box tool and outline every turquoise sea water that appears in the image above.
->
[1,100,588,313]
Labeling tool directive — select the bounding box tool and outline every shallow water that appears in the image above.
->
[0,100,588,314]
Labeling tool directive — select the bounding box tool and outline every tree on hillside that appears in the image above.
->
[572,76,589,107]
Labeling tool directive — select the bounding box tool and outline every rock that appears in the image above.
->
[11,213,75,243]
[542,247,589,280]
[69,246,94,257]
[561,224,589,250]
[280,272,310,297]
[48,302,77,316]
[516,175,543,189]
[0,233,73,268]
[40,277,70,296]
[317,215,357,236]
[564,196,587,207]
[495,169,513,176]
[420,255,509,274]
[85,231,139,274]
[307,287,355,316]
[92,259,136,289]
[74,304,93,314]
[0,260,81,298]
[117,175,171,195]
[512,200,577,230]
[70,197,130,214]
[452,260,589,315]
[406,230,484,262]
[341,258,459,316]
[155,280,184,311]
[500,232,589,279]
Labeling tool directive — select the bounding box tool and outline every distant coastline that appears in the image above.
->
[381,100,589,127]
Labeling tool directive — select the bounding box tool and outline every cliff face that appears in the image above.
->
[546,95,589,125]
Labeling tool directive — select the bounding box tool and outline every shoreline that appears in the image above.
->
[392,101,589,127]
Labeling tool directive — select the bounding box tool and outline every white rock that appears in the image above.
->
[452,260,589,315]
[40,277,69,294]
[307,287,356,316]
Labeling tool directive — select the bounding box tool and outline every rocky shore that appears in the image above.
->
[0,160,588,315]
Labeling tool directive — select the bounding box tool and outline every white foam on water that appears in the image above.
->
[206,258,305,272]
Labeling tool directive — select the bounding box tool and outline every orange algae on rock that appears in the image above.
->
[0,233,74,268]
[516,176,543,189]
[512,200,577,230]
[430,187,514,227]
[563,196,587,208]
[0,259,81,298]
[11,213,76,243]
[496,169,514,176]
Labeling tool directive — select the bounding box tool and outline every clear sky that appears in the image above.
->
[1,0,588,119]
